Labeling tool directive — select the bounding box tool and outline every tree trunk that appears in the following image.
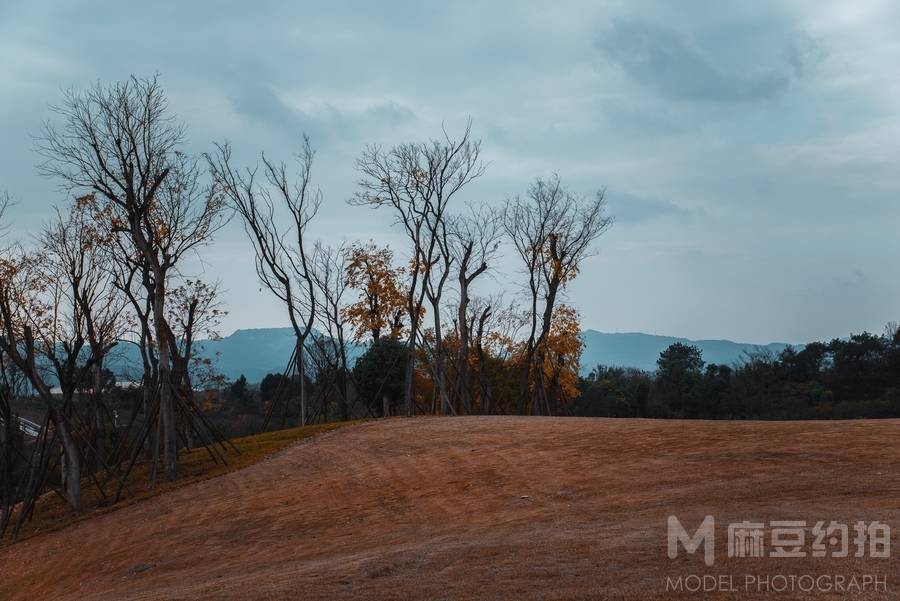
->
[297,339,307,426]
[179,361,195,448]
[91,361,104,472]
[338,347,350,421]
[54,412,81,511]
[403,327,416,417]
[457,279,471,415]
[143,376,155,460]
[517,344,535,415]
[153,281,177,481]
[431,301,451,416]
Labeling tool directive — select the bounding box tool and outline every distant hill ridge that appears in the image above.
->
[579,329,796,373]
[106,327,797,384]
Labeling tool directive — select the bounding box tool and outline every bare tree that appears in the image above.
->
[471,297,527,414]
[40,203,127,471]
[109,241,157,408]
[0,195,19,531]
[166,278,225,395]
[504,175,612,414]
[0,249,53,404]
[0,244,85,508]
[0,193,9,238]
[208,136,319,426]
[352,122,485,416]
[0,197,137,510]
[42,203,125,389]
[310,242,352,421]
[37,76,228,480]
[449,204,502,413]
[422,229,453,414]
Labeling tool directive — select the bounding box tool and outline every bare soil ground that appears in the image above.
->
[2,417,899,600]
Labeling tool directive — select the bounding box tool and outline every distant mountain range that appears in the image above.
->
[106,327,797,384]
[579,330,796,373]
[107,328,364,385]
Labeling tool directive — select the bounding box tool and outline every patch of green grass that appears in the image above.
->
[2,420,361,545]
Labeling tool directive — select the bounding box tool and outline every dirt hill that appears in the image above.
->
[2,417,898,600]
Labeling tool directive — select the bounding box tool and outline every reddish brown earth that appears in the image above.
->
[2,417,899,600]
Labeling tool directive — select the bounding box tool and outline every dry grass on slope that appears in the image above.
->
[2,420,359,545]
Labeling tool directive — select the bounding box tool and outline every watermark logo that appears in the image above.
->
[665,515,891,595]
[667,516,891,565]
[667,515,715,566]
[728,521,765,558]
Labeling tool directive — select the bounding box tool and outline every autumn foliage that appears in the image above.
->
[343,242,407,343]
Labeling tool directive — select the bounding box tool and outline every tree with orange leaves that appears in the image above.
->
[537,305,584,414]
[504,175,611,415]
[343,242,407,344]
[352,124,485,417]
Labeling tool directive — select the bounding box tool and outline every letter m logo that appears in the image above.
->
[668,515,715,566]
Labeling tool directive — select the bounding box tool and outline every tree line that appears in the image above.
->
[0,75,609,524]
[577,328,900,420]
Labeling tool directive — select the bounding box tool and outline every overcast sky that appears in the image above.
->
[2,1,899,344]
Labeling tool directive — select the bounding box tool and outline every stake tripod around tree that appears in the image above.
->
[261,342,310,431]
[37,76,229,480]
[0,376,24,536]
[1,396,128,537]
[1,372,235,540]
[208,136,320,429]
[112,378,236,501]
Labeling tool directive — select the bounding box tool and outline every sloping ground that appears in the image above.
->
[2,422,354,543]
[2,417,899,601]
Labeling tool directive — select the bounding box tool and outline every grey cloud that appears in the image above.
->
[833,269,867,288]
[596,19,798,103]
[230,85,302,130]
[227,88,417,145]
[610,191,695,224]
[1,1,899,344]
[365,102,415,126]
[786,34,827,79]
